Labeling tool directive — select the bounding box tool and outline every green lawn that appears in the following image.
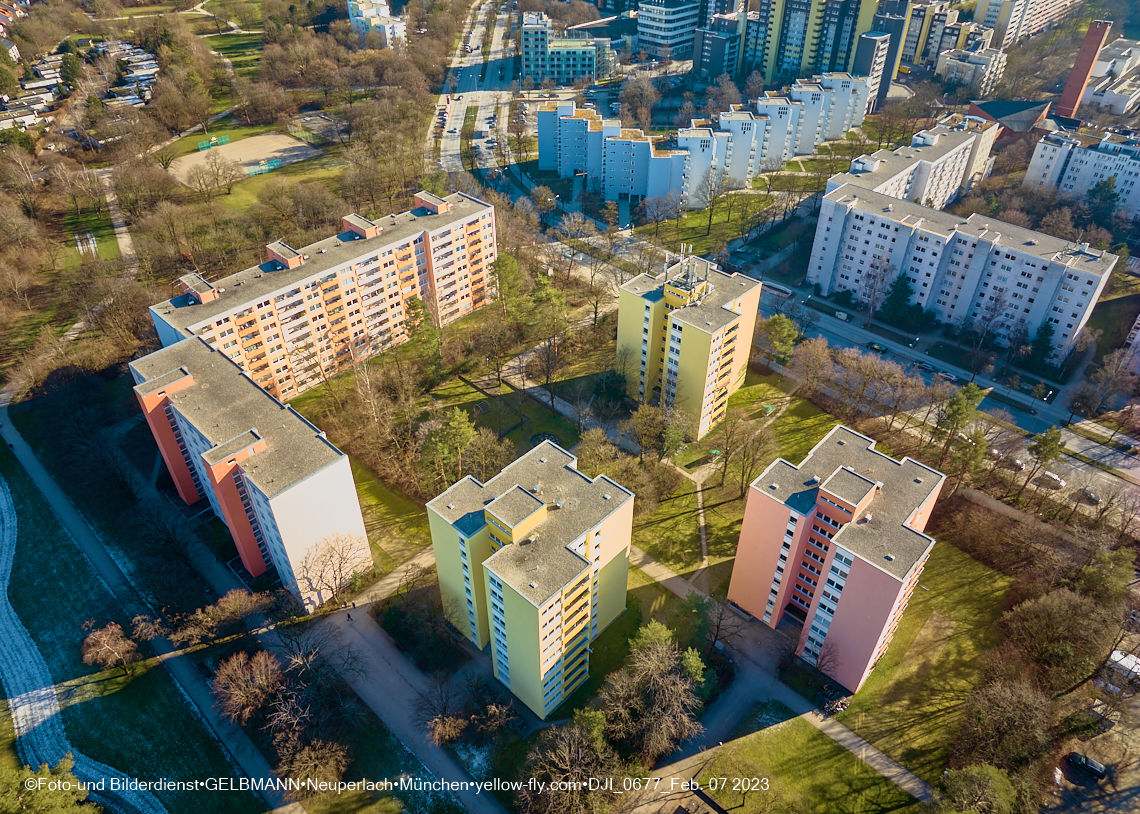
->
[1085,291,1140,364]
[218,149,344,214]
[836,541,1012,784]
[0,444,261,814]
[627,564,685,624]
[203,0,264,24]
[115,2,177,16]
[429,377,581,458]
[353,458,433,573]
[63,206,120,267]
[632,477,702,575]
[754,173,828,192]
[168,121,278,158]
[701,702,920,814]
[634,196,772,256]
[771,398,840,464]
[209,32,264,81]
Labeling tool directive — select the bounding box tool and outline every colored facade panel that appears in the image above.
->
[618,256,761,438]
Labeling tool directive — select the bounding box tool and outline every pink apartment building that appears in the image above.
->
[130,336,370,611]
[728,425,945,692]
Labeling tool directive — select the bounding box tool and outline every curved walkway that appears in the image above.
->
[0,477,167,814]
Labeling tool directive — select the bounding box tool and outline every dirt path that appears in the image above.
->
[0,477,168,814]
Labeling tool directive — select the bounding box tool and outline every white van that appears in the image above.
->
[1042,471,1066,488]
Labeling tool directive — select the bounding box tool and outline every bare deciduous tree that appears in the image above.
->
[213,649,284,725]
[81,621,140,675]
[296,532,373,608]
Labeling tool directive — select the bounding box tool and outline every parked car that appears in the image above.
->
[1041,471,1066,488]
[1080,488,1103,505]
[1003,457,1026,471]
[936,371,958,383]
[1068,752,1107,779]
[866,342,887,353]
[916,361,934,372]
[988,447,1004,459]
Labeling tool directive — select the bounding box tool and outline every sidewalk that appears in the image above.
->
[628,542,933,803]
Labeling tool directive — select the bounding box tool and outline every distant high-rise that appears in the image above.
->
[852,31,891,112]
[1055,19,1113,119]
[976,0,1082,50]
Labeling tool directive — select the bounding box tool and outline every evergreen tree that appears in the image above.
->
[878,273,915,326]
[1027,322,1055,369]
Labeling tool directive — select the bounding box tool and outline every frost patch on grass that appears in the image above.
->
[733,701,796,739]
[0,476,168,814]
[452,741,493,781]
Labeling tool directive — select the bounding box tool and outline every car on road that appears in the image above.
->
[1080,488,1103,505]
[935,371,959,383]
[916,361,934,372]
[447,127,458,133]
[866,342,887,353]
[1068,753,1107,779]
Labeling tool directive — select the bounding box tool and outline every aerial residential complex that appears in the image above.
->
[130,337,370,611]
[538,74,868,206]
[976,0,1082,50]
[1082,36,1140,116]
[826,114,1000,209]
[807,185,1117,359]
[520,11,617,84]
[728,425,945,692]
[617,255,762,438]
[637,0,702,59]
[935,47,1007,97]
[147,192,497,402]
[427,443,635,719]
[1024,132,1140,218]
[346,0,406,46]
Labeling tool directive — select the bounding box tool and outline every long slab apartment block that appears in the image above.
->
[148,191,497,401]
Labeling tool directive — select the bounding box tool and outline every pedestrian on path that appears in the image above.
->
[347,613,353,621]
[352,601,356,609]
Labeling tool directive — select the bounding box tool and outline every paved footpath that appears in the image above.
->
[630,544,934,804]
[0,396,303,814]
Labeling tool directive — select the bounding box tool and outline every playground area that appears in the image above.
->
[169,132,323,184]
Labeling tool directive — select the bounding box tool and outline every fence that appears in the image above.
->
[287,123,318,144]
[246,158,283,177]
[197,134,231,151]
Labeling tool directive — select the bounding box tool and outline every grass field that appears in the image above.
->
[209,32,264,81]
[352,458,433,573]
[634,196,773,256]
[429,377,581,457]
[701,701,920,814]
[63,206,121,267]
[836,541,1011,784]
[771,397,840,463]
[0,444,261,814]
[1085,291,1140,363]
[218,149,345,213]
[115,2,178,16]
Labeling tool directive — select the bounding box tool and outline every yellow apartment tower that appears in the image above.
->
[426,442,634,719]
[617,254,762,438]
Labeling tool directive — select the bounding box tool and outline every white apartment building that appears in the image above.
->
[826,114,1000,209]
[130,337,370,611]
[1024,132,1140,218]
[347,0,405,46]
[638,0,701,59]
[935,47,1007,97]
[1082,38,1140,116]
[538,75,867,207]
[976,0,1081,50]
[520,11,616,84]
[807,184,1117,359]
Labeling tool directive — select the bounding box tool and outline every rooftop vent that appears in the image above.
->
[884,554,895,562]
[529,582,538,588]
[554,500,563,509]
[539,456,547,463]
[837,439,845,446]
[914,478,923,484]
[603,493,611,500]
[303,254,310,260]
[532,484,542,494]
[446,503,454,510]
[865,513,873,522]
[769,483,779,490]
[809,475,820,484]
[319,248,327,253]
